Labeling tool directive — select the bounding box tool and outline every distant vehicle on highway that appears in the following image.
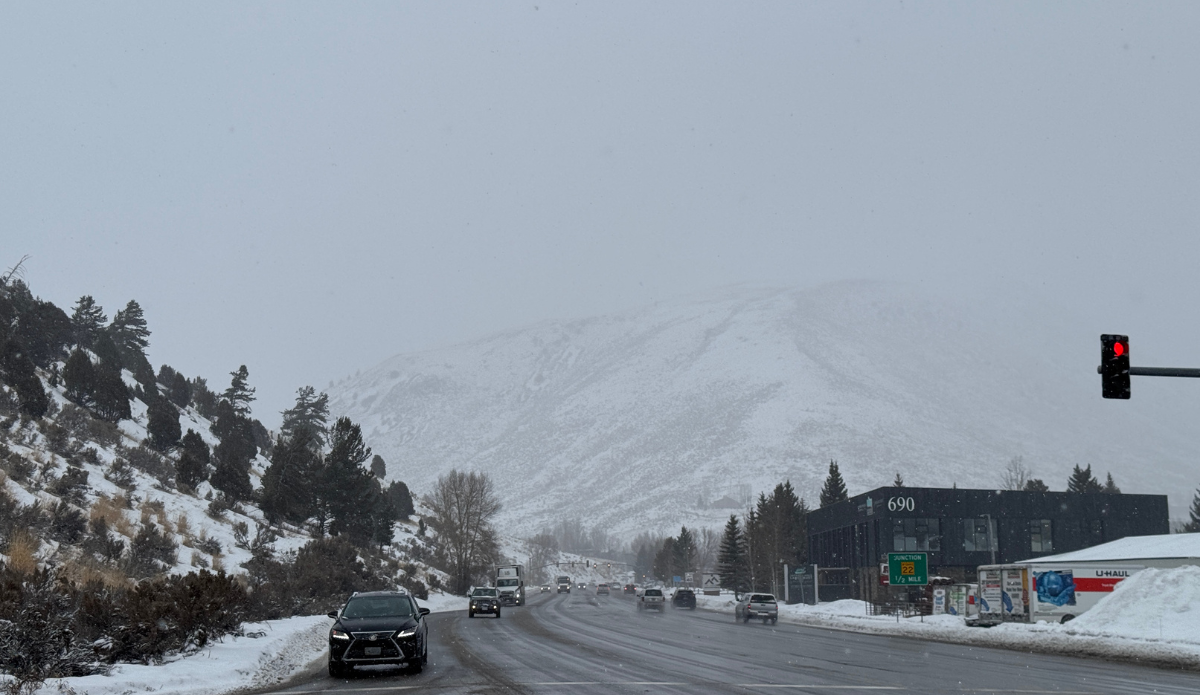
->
[623,584,637,595]
[557,575,572,593]
[496,564,525,606]
[671,588,696,609]
[636,588,665,611]
[540,584,550,593]
[469,587,502,619]
[327,590,429,677]
[597,583,610,595]
[734,593,778,624]
[578,582,587,589]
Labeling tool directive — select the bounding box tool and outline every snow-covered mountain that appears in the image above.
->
[328,282,1199,537]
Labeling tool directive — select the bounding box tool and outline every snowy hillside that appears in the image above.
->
[328,282,1199,537]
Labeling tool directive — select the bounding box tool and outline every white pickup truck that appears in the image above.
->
[636,588,665,611]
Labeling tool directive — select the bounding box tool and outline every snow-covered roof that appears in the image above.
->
[1019,534,1200,564]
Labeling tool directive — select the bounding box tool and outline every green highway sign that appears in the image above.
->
[887,552,928,586]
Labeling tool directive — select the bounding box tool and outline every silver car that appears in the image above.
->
[734,593,778,624]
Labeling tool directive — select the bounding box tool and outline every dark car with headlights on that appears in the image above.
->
[469,587,502,618]
[327,591,429,678]
[671,588,697,609]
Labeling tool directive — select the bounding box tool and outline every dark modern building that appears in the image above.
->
[806,486,1169,602]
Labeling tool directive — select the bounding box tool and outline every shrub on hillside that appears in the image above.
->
[48,501,87,545]
[125,523,178,578]
[124,443,174,486]
[0,568,100,684]
[48,465,89,505]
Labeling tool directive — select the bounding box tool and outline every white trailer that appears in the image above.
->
[972,562,1142,625]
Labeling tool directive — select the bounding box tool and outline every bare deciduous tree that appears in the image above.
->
[1000,455,1030,491]
[526,532,559,584]
[694,527,721,574]
[423,469,502,594]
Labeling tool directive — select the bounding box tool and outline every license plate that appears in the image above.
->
[365,647,381,656]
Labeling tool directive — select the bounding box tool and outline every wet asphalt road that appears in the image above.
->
[271,590,1198,694]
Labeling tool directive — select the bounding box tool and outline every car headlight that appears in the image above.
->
[330,629,350,641]
[397,628,417,638]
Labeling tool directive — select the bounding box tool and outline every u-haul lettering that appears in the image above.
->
[1028,565,1144,618]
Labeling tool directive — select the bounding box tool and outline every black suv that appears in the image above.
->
[671,588,697,609]
[327,591,430,678]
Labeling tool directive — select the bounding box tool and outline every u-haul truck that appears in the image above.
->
[1026,564,1142,623]
[972,563,1141,625]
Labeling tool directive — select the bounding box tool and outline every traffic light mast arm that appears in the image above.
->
[1096,365,1200,378]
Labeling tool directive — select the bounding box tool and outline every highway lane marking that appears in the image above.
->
[285,685,1096,693]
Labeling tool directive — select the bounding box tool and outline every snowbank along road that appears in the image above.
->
[270,590,1199,695]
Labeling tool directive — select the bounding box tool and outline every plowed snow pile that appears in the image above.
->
[1068,565,1200,645]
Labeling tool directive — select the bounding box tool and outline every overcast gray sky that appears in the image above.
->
[4,2,1199,426]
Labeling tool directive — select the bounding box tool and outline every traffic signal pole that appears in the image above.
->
[1098,334,1200,399]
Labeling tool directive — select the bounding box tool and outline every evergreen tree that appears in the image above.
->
[717,515,750,592]
[168,371,191,408]
[1103,473,1122,494]
[176,429,211,490]
[1,339,49,417]
[260,427,320,524]
[16,298,73,368]
[279,386,329,448]
[893,473,905,487]
[820,460,849,508]
[370,454,386,479]
[323,417,381,543]
[1067,464,1103,493]
[387,481,415,520]
[70,295,107,349]
[1024,478,1050,492]
[146,395,182,451]
[190,376,218,419]
[653,536,677,582]
[108,299,150,364]
[223,365,256,416]
[1183,488,1200,533]
[63,348,95,405]
[210,400,257,502]
[673,526,697,577]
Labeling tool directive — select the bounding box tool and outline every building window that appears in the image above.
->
[1030,519,1053,553]
[962,518,997,552]
[892,518,940,552]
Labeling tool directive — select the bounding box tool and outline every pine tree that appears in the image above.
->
[387,481,415,520]
[17,299,73,368]
[261,427,320,524]
[323,417,379,543]
[673,526,697,576]
[1067,464,1103,493]
[168,371,191,408]
[223,365,256,416]
[717,515,750,592]
[146,395,181,451]
[820,460,849,508]
[63,348,95,405]
[1,339,49,417]
[1103,473,1122,494]
[108,299,150,364]
[370,454,386,479]
[893,472,904,487]
[176,429,211,490]
[653,537,677,582]
[1024,478,1050,492]
[70,295,107,349]
[1183,488,1200,533]
[210,400,257,502]
[190,376,218,419]
[279,386,329,448]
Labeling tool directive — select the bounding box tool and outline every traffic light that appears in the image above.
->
[1101,334,1130,399]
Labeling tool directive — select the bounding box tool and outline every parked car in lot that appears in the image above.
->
[671,588,696,609]
[636,588,665,611]
[469,587,502,619]
[623,584,637,595]
[327,590,430,678]
[597,583,610,595]
[734,593,778,624]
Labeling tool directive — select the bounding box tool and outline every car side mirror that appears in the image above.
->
[419,607,430,616]
[327,612,338,619]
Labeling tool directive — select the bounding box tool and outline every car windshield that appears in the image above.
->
[473,588,497,597]
[497,578,518,587]
[342,596,413,619]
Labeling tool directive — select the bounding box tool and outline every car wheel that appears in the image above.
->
[743,613,751,623]
[771,617,778,625]
[405,657,424,674]
[496,608,502,618]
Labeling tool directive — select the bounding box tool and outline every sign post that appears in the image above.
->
[887,552,929,586]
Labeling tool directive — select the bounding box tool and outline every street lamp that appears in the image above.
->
[983,513,997,565]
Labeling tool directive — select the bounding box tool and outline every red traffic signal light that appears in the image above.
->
[1101,334,1130,399]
